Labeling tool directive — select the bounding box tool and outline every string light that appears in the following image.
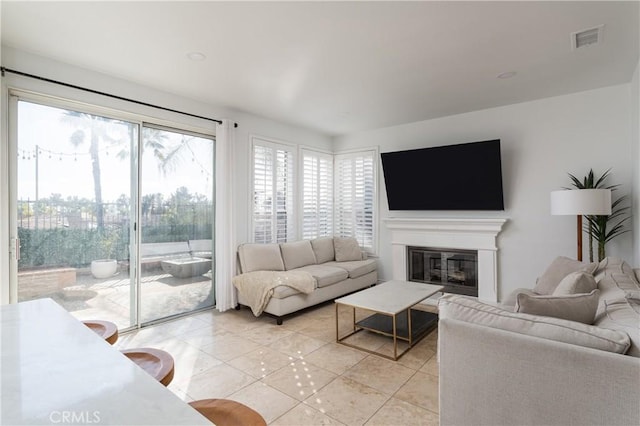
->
[184,143,212,178]
[17,144,114,160]
[18,142,213,178]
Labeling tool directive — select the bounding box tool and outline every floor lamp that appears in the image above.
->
[550,189,612,261]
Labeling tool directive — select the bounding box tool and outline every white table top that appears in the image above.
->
[0,299,209,425]
[335,280,444,315]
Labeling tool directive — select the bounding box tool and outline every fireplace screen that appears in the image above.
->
[408,247,478,296]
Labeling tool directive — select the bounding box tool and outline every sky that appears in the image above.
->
[17,101,214,203]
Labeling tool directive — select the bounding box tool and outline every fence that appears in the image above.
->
[17,199,212,229]
[17,199,213,269]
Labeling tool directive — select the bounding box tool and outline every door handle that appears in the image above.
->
[11,237,21,261]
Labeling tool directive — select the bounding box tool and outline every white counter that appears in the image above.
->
[0,299,209,425]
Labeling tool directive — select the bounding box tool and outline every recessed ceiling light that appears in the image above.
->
[187,52,206,61]
[497,71,517,79]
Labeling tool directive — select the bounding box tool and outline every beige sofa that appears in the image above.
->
[438,257,640,426]
[236,237,377,324]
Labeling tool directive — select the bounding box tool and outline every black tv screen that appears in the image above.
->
[381,139,504,210]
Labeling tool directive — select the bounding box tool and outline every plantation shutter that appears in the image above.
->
[334,150,376,253]
[252,139,295,243]
[302,150,333,239]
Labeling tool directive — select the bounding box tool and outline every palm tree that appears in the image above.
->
[62,112,209,230]
[61,113,185,227]
[62,112,129,229]
[118,127,194,177]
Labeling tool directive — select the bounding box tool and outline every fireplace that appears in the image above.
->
[408,247,478,296]
[384,218,507,303]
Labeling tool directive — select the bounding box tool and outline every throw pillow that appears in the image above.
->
[238,243,285,273]
[311,237,335,264]
[552,271,597,295]
[280,240,317,270]
[533,256,598,295]
[515,289,600,324]
[334,237,362,262]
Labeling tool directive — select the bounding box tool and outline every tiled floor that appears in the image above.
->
[115,302,440,425]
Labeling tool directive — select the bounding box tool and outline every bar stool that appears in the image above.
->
[82,320,118,345]
[121,347,175,386]
[189,399,266,426]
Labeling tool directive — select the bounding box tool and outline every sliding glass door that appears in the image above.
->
[14,99,137,329]
[139,126,214,323]
[11,95,215,329]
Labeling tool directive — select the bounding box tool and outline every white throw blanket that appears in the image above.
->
[232,270,316,316]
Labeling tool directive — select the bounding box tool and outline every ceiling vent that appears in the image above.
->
[571,25,604,50]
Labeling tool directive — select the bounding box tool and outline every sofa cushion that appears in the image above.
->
[295,264,349,288]
[595,258,640,311]
[311,237,335,264]
[238,243,284,273]
[533,256,598,295]
[515,289,600,324]
[595,257,639,281]
[280,240,317,270]
[325,259,377,279]
[594,296,640,357]
[334,237,362,262]
[439,294,630,354]
[552,271,597,295]
[272,285,303,299]
[501,288,539,308]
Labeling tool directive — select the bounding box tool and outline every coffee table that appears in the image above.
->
[335,280,444,360]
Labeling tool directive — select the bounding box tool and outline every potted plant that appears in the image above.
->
[90,258,117,279]
[584,194,630,261]
[567,169,630,261]
[90,229,118,279]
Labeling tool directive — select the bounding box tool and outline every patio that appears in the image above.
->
[18,265,214,329]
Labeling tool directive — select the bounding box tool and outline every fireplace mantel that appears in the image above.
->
[384,217,507,302]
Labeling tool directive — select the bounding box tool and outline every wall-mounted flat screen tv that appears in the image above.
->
[381,139,504,210]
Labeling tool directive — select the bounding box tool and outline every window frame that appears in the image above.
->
[249,135,298,244]
[333,147,379,255]
[300,147,334,240]
[248,137,379,254]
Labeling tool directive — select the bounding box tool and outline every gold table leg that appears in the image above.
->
[392,314,397,360]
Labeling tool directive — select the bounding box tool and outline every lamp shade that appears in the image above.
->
[550,189,612,215]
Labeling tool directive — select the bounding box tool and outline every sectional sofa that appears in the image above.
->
[438,257,640,426]
[235,237,378,324]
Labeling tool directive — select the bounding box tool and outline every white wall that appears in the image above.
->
[632,59,640,266]
[334,84,636,301]
[0,47,332,304]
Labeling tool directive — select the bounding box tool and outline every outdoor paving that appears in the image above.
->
[19,267,214,329]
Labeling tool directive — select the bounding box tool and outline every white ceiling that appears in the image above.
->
[2,1,639,136]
